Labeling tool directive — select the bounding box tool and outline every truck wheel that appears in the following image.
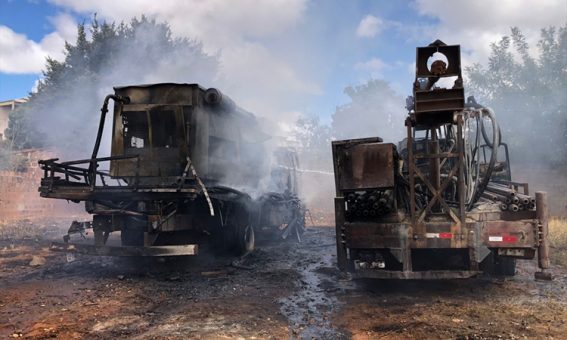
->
[235,223,255,256]
[121,216,145,247]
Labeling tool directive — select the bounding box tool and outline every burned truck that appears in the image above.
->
[332,40,551,279]
[39,83,304,256]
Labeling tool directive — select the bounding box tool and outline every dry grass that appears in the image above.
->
[549,217,567,267]
[0,220,41,240]
[0,218,72,241]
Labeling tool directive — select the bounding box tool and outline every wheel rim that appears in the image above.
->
[243,224,254,253]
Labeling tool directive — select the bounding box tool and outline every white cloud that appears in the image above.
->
[220,42,322,103]
[414,0,564,30]
[412,0,566,67]
[49,0,307,51]
[43,0,316,128]
[354,58,388,77]
[356,15,382,38]
[0,13,77,74]
[0,26,46,73]
[0,0,316,129]
[48,12,78,43]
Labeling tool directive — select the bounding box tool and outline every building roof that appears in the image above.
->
[0,98,28,107]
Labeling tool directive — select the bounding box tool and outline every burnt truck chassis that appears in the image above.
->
[332,41,551,280]
[38,84,305,257]
[332,138,550,280]
[39,155,239,256]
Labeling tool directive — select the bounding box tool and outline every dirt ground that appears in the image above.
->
[1,220,566,339]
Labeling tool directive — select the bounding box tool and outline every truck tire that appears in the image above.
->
[222,199,255,256]
[235,223,255,255]
[121,216,145,247]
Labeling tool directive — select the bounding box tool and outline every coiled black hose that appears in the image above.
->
[468,107,500,209]
[480,110,502,148]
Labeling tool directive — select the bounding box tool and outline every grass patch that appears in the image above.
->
[549,217,567,267]
[0,218,70,241]
[0,220,40,240]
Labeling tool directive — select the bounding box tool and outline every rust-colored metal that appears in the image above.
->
[332,137,390,191]
[536,192,550,270]
[409,120,463,230]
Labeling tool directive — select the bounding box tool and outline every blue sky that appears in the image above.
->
[1,0,564,122]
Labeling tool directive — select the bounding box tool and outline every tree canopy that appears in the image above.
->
[293,115,333,168]
[331,79,405,143]
[5,16,218,157]
[292,79,406,169]
[466,24,567,164]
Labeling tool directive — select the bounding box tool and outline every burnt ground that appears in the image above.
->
[1,221,566,339]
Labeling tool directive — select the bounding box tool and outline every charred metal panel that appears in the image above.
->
[414,89,465,118]
[468,209,537,223]
[207,109,241,180]
[345,222,408,249]
[192,106,209,178]
[148,214,194,232]
[110,84,198,178]
[411,221,469,249]
[413,41,464,125]
[332,139,395,192]
[482,220,538,249]
[415,44,461,77]
[114,83,197,105]
[112,104,187,177]
[107,83,267,189]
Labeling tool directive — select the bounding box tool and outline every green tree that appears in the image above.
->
[293,116,333,169]
[4,16,218,157]
[292,79,406,170]
[466,25,567,164]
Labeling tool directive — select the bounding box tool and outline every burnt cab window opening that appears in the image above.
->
[123,111,148,151]
[123,109,178,152]
[150,109,177,148]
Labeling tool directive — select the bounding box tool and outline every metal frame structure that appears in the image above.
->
[332,40,551,280]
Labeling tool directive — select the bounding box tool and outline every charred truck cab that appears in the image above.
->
[39,83,304,257]
[332,41,551,280]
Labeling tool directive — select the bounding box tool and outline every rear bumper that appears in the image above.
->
[50,242,198,256]
[352,268,481,280]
